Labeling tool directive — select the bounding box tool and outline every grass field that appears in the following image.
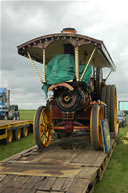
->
[0,111,128,193]
[19,110,36,120]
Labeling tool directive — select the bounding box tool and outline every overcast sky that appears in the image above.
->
[0,0,128,109]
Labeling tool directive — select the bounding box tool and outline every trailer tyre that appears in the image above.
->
[33,106,52,149]
[15,128,21,140]
[90,104,104,150]
[23,127,29,137]
[6,130,13,144]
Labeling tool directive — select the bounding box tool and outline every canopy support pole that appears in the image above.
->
[106,70,112,80]
[27,52,43,83]
[43,49,46,83]
[75,47,79,81]
[80,47,96,81]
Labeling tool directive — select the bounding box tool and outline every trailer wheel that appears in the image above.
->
[6,130,13,143]
[90,104,104,150]
[110,85,118,135]
[23,127,29,137]
[15,128,21,140]
[33,106,52,149]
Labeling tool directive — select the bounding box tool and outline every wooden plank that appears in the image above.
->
[52,177,66,191]
[36,191,50,193]
[67,178,89,193]
[0,174,6,182]
[38,177,56,191]
[61,178,74,192]
[0,162,81,178]
[21,176,44,191]
[75,167,98,181]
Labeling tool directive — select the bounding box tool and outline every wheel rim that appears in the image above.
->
[90,105,103,148]
[39,108,52,147]
[17,128,21,140]
[8,130,13,143]
[114,90,118,135]
[24,127,28,137]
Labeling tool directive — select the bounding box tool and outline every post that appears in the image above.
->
[27,52,43,83]
[80,47,96,81]
[43,49,46,83]
[75,47,79,81]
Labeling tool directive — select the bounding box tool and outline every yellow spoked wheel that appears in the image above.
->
[90,104,104,150]
[15,128,21,140]
[23,127,29,137]
[7,130,13,143]
[34,106,52,149]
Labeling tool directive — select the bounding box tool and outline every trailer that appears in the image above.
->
[0,120,33,143]
[0,131,116,193]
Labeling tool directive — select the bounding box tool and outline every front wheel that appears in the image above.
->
[33,106,52,149]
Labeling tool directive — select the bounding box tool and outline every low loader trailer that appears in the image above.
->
[0,120,33,143]
[0,131,116,193]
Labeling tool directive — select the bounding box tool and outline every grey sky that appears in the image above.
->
[1,0,128,109]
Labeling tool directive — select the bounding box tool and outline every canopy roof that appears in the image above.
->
[17,32,116,71]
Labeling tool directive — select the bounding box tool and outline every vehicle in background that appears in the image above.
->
[0,88,20,120]
[117,110,126,128]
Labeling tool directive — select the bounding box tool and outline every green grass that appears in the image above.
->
[0,134,35,161]
[94,116,128,193]
[19,110,36,120]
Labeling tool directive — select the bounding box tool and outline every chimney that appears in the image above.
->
[61,28,77,34]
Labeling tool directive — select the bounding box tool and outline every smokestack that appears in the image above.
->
[61,28,77,34]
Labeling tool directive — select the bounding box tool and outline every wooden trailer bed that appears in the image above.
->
[0,131,116,193]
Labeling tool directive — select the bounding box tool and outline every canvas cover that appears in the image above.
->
[42,54,92,94]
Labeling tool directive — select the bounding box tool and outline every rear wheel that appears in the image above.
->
[90,104,104,150]
[110,85,118,135]
[101,86,106,103]
[95,68,103,100]
[33,106,52,149]
[106,85,111,126]
[101,85,118,136]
